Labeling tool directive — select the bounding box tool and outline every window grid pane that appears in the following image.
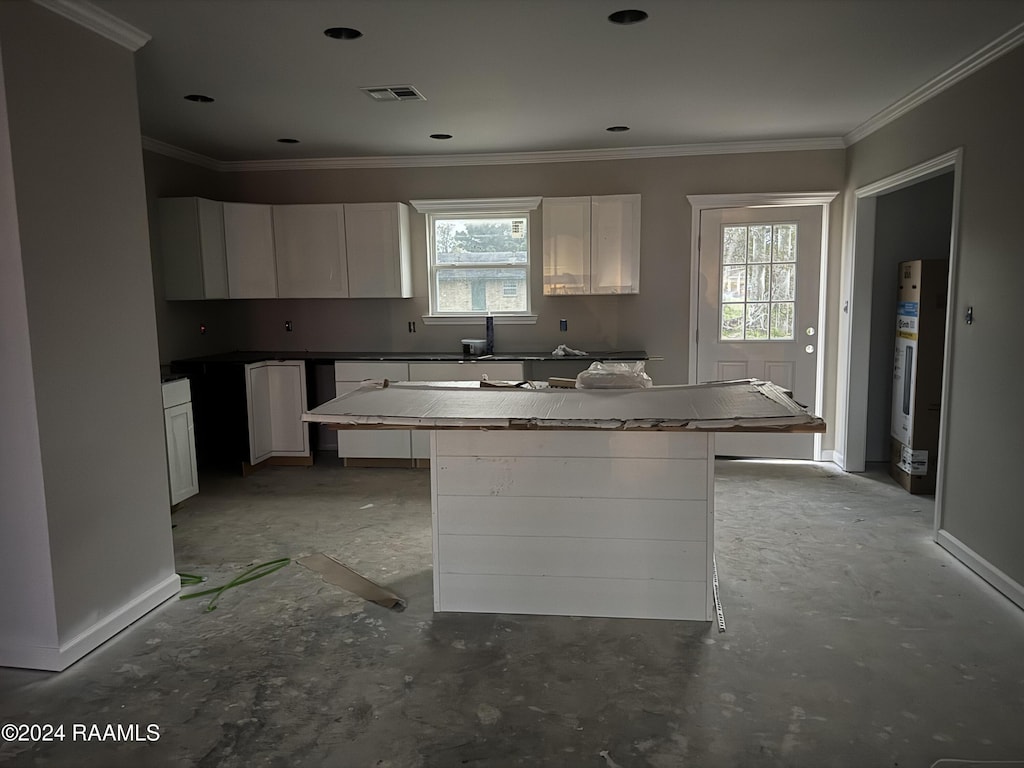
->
[719,222,797,341]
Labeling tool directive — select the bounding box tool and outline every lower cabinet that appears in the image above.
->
[245,361,310,465]
[334,362,413,461]
[162,378,199,505]
[408,361,525,459]
[171,359,311,474]
[333,360,525,462]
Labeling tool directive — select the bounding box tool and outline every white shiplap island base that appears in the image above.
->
[304,380,824,622]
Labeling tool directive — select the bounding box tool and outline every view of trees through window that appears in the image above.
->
[720,223,797,341]
[432,217,529,314]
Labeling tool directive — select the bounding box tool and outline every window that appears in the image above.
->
[411,197,541,321]
[720,222,797,341]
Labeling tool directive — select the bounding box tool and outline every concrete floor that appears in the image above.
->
[2,458,1023,768]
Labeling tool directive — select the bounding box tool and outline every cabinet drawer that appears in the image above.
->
[407,361,524,382]
[161,378,191,409]
[334,361,410,382]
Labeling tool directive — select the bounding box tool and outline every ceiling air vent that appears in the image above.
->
[360,85,426,102]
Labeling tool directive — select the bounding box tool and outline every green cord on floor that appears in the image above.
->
[178,558,291,612]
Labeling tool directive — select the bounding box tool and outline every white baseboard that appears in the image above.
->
[935,529,1024,611]
[0,573,181,671]
[820,449,837,465]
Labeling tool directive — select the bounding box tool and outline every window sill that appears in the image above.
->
[421,314,538,326]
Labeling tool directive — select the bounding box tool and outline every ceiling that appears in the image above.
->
[84,0,1024,165]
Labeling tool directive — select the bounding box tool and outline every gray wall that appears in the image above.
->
[846,44,1024,588]
[148,149,847,447]
[0,3,177,667]
[866,173,954,461]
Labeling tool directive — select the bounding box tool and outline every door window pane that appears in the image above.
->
[745,303,770,339]
[770,302,795,340]
[721,303,745,340]
[771,263,796,301]
[746,264,770,302]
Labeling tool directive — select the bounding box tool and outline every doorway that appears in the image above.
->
[688,192,838,460]
[834,149,962,532]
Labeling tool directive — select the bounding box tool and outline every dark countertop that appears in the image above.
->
[172,350,649,366]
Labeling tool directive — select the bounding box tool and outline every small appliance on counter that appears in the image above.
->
[461,339,487,356]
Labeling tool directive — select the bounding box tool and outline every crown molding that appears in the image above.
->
[33,0,150,51]
[140,137,220,171]
[138,136,844,172]
[845,20,1024,146]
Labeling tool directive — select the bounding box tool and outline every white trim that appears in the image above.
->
[835,148,962,540]
[0,574,180,671]
[142,136,845,172]
[935,529,1024,611]
[410,197,542,214]
[687,192,837,461]
[33,0,151,51]
[422,314,538,326]
[141,137,220,171]
[845,22,1024,146]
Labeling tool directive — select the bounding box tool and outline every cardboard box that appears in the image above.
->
[889,259,947,494]
[889,437,935,494]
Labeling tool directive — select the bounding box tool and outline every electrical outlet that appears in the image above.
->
[285,320,293,332]
[559,318,568,332]
[408,321,416,333]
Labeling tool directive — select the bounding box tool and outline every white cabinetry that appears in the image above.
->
[344,202,412,298]
[245,361,309,465]
[162,378,199,505]
[273,204,348,298]
[334,362,413,459]
[543,194,640,295]
[158,197,228,299]
[408,361,525,458]
[224,202,277,298]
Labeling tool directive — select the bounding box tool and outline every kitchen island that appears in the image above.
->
[304,379,824,622]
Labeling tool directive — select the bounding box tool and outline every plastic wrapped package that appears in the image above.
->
[575,361,653,389]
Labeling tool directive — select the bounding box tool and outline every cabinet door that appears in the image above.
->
[542,197,591,295]
[345,203,412,298]
[245,363,275,464]
[246,361,309,464]
[273,204,349,298]
[591,194,641,294]
[335,361,412,459]
[159,197,228,299]
[407,362,525,457]
[164,402,199,504]
[224,203,278,298]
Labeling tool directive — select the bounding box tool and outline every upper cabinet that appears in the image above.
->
[158,197,229,300]
[543,194,641,295]
[273,204,348,298]
[223,202,278,298]
[160,198,411,300]
[345,202,412,298]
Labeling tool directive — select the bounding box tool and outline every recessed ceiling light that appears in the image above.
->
[277,138,300,144]
[184,94,214,103]
[430,133,453,140]
[606,125,630,132]
[324,26,363,40]
[608,9,649,25]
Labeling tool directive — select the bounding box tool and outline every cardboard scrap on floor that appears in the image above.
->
[298,553,406,611]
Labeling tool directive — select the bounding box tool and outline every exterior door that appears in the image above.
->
[697,205,822,459]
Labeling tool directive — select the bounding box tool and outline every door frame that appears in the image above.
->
[687,192,838,461]
[833,148,962,537]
